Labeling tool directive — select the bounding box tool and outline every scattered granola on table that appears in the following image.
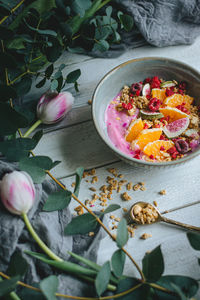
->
[106,77,200,162]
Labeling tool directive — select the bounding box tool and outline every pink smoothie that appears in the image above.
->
[105,93,139,157]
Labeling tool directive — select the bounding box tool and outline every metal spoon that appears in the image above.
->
[129,201,200,232]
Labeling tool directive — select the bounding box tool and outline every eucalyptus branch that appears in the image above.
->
[0,0,25,25]
[1,40,9,85]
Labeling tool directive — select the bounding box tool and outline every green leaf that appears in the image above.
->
[66,69,81,83]
[7,252,28,277]
[43,190,71,212]
[46,38,62,62]
[64,213,98,235]
[116,277,147,300]
[14,77,32,97]
[187,232,200,250]
[40,275,58,300]
[32,130,43,144]
[72,0,92,17]
[106,6,112,18]
[74,166,84,197]
[0,138,37,161]
[0,103,29,135]
[142,245,164,282]
[50,160,61,169]
[24,19,57,37]
[36,78,46,88]
[157,275,199,298]
[116,218,128,248]
[18,285,45,300]
[25,251,97,277]
[93,40,109,52]
[68,47,86,54]
[0,276,20,297]
[119,14,134,31]
[95,261,111,296]
[0,84,17,101]
[170,283,187,300]
[45,64,54,79]
[51,79,58,90]
[0,52,17,68]
[101,204,121,215]
[111,249,126,278]
[0,26,13,39]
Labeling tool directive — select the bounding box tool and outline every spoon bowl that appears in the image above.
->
[129,201,200,231]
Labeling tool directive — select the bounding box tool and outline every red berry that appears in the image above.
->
[148,98,161,112]
[134,154,140,159]
[149,155,154,159]
[122,102,127,109]
[135,149,141,155]
[144,123,149,129]
[166,88,174,97]
[135,90,140,96]
[160,134,167,140]
[154,124,161,128]
[129,93,134,97]
[146,94,151,100]
[179,81,187,90]
[167,146,177,154]
[145,77,151,83]
[151,76,161,89]
[171,152,177,159]
[160,146,165,151]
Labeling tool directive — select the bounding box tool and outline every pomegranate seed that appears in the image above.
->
[135,90,140,96]
[171,153,177,159]
[160,146,165,151]
[149,155,154,159]
[127,103,133,110]
[144,123,149,129]
[135,149,141,155]
[145,77,151,83]
[129,93,134,97]
[134,154,140,159]
[167,146,177,154]
[154,124,160,128]
[166,88,174,97]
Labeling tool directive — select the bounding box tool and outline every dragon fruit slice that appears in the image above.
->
[163,117,189,138]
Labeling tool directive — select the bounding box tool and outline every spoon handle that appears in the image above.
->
[161,216,200,232]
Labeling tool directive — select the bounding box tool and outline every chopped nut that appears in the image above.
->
[89,187,96,192]
[88,99,92,105]
[110,215,115,219]
[118,174,124,178]
[140,233,152,240]
[91,176,98,184]
[127,182,133,191]
[100,185,108,193]
[71,182,75,188]
[74,205,84,215]
[107,168,118,177]
[153,201,158,207]
[115,217,120,222]
[159,189,166,195]
[100,209,105,212]
[133,184,140,191]
[133,203,159,224]
[123,207,128,212]
[89,232,95,236]
[122,192,132,201]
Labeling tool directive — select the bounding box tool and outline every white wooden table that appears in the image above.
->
[34,36,200,296]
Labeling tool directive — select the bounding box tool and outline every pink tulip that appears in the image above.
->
[37,91,74,124]
[0,171,35,215]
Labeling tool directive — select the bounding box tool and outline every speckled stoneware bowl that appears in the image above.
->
[92,57,200,167]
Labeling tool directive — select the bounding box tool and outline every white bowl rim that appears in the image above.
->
[92,56,200,166]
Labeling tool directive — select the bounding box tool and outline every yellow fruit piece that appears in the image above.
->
[164,93,193,109]
[143,140,174,158]
[125,118,144,142]
[151,89,166,102]
[159,107,189,123]
[135,128,162,150]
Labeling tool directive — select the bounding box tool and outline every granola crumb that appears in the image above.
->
[115,217,121,222]
[71,182,75,188]
[110,215,115,219]
[100,208,105,212]
[133,183,140,191]
[74,205,84,215]
[91,176,98,184]
[127,182,133,191]
[122,192,132,201]
[89,187,96,192]
[88,99,92,105]
[89,232,94,236]
[107,168,118,177]
[153,201,158,207]
[159,189,166,195]
[123,207,128,212]
[140,233,152,240]
[118,174,124,178]
[85,200,89,205]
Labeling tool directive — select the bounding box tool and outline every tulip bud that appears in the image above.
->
[0,171,35,215]
[37,91,74,124]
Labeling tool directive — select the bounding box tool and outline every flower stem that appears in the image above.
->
[21,212,63,262]
[23,120,42,138]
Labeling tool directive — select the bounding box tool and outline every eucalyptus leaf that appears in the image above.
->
[119,14,134,31]
[116,277,145,300]
[116,218,129,248]
[40,275,58,300]
[7,251,28,277]
[36,78,46,88]
[14,77,32,97]
[101,204,121,215]
[0,138,37,161]
[111,249,125,278]
[170,283,187,300]
[0,103,29,135]
[93,39,109,52]
[43,190,71,211]
[0,26,13,39]
[142,245,164,282]
[0,84,17,101]
[18,285,45,300]
[51,79,58,90]
[187,232,200,250]
[95,261,111,296]
[0,276,20,297]
[24,19,57,37]
[32,130,43,144]
[74,166,84,197]
[64,213,98,235]
[46,38,62,62]
[45,64,54,78]
[157,275,199,298]
[66,69,81,83]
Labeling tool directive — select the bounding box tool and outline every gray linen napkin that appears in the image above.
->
[0,161,106,297]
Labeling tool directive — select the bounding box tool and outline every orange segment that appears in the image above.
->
[159,107,189,123]
[144,140,174,158]
[151,89,166,102]
[134,128,162,150]
[164,93,193,109]
[125,118,144,142]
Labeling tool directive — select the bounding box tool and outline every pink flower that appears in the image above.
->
[37,91,74,124]
[0,171,35,215]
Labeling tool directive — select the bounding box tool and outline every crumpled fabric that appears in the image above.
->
[0,161,106,297]
[91,0,200,57]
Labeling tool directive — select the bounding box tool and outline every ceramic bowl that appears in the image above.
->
[92,57,200,167]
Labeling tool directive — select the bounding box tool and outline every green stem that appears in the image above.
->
[0,0,25,25]
[21,212,63,262]
[23,119,42,137]
[79,274,116,292]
